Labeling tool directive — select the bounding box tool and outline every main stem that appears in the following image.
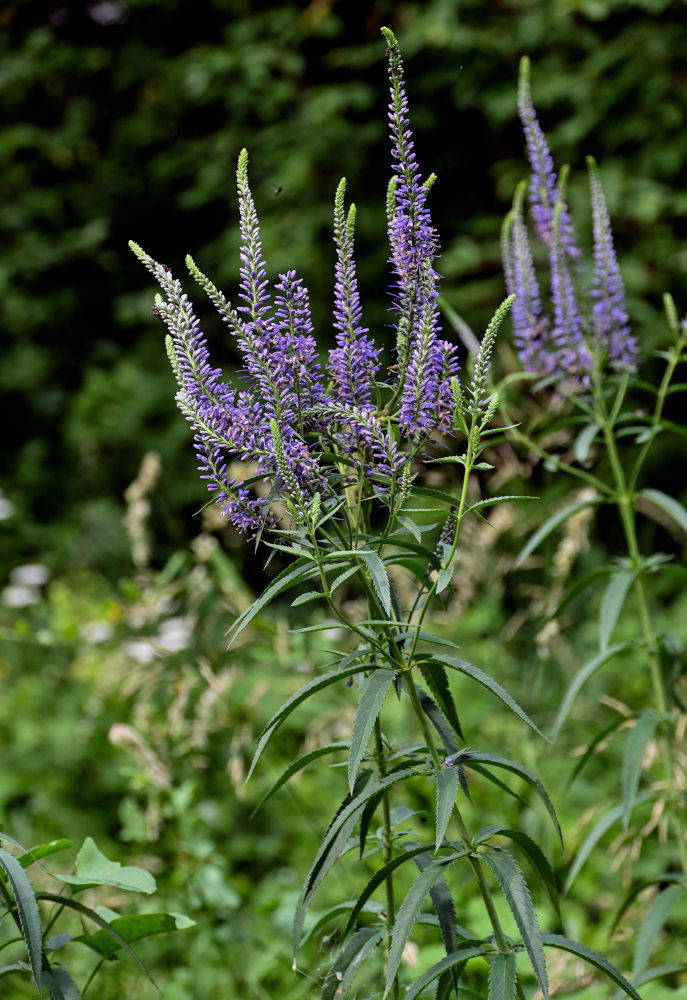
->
[598,394,687,878]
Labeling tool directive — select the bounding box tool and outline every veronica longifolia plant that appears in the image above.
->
[131,30,643,1000]
[500,57,687,986]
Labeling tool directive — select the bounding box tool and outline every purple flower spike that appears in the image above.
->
[549,193,592,379]
[587,157,637,372]
[329,178,381,407]
[518,57,580,260]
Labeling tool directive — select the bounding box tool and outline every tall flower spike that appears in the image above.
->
[236,148,272,332]
[329,178,380,407]
[518,57,580,259]
[502,183,552,377]
[587,156,637,372]
[549,173,591,379]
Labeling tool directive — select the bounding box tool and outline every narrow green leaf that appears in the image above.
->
[622,711,660,829]
[431,656,546,740]
[487,952,517,1000]
[294,768,417,955]
[0,848,42,990]
[291,590,324,606]
[497,829,560,917]
[599,569,634,652]
[16,841,73,870]
[467,495,537,515]
[552,642,635,740]
[513,496,604,569]
[574,421,600,464]
[568,713,632,787]
[417,661,464,743]
[251,742,348,817]
[227,557,321,645]
[302,899,384,946]
[632,884,684,979]
[435,767,460,852]
[551,566,613,619]
[611,873,682,933]
[640,488,687,535]
[635,963,687,987]
[564,794,653,892]
[417,687,460,756]
[321,927,384,1000]
[247,664,368,781]
[484,848,548,999]
[415,852,462,976]
[359,550,392,616]
[42,967,82,1000]
[401,946,487,1000]
[54,838,155,894]
[435,566,454,594]
[384,852,468,997]
[542,933,642,1000]
[348,670,395,793]
[343,844,434,938]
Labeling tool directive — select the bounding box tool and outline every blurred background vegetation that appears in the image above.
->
[1,0,686,996]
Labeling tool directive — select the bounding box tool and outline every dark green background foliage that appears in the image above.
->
[2,0,686,578]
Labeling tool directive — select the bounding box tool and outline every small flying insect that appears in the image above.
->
[273,185,284,196]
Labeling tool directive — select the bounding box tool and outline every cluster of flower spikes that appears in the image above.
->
[501,56,638,384]
[130,27,460,535]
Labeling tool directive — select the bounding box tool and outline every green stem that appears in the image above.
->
[374,717,399,1000]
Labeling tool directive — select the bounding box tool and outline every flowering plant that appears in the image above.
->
[131,29,647,999]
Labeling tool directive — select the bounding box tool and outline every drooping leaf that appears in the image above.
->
[542,933,642,1000]
[610,873,682,934]
[0,847,42,991]
[552,641,636,740]
[632,884,684,980]
[251,742,348,817]
[417,686,460,756]
[359,549,392,617]
[227,557,326,645]
[430,657,545,739]
[343,844,437,938]
[37,893,155,985]
[42,967,82,1000]
[54,838,155,894]
[487,952,517,1000]
[563,795,653,892]
[463,753,562,847]
[321,927,384,1000]
[484,848,548,999]
[348,670,396,793]
[640,488,687,535]
[497,830,560,918]
[513,496,604,570]
[435,766,460,852]
[414,852,461,984]
[418,660,464,743]
[621,710,660,829]
[599,568,634,652]
[247,664,370,781]
[384,851,469,997]
[401,946,488,1000]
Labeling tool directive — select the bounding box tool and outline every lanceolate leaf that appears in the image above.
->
[0,848,42,990]
[542,933,643,1000]
[552,641,636,740]
[251,742,348,817]
[348,670,396,793]
[16,841,73,870]
[359,549,392,616]
[384,852,470,997]
[632,884,685,980]
[417,686,460,756]
[640,488,687,536]
[513,496,604,570]
[246,664,371,781]
[611,873,682,934]
[42,967,82,1000]
[294,768,417,955]
[564,795,653,892]
[77,911,195,958]
[463,753,562,847]
[401,946,488,1000]
[497,830,560,917]
[429,656,545,739]
[415,852,461,981]
[227,557,329,645]
[435,766,460,852]
[343,844,436,938]
[484,848,548,1000]
[622,710,660,829]
[467,495,537,516]
[487,952,517,1000]
[418,660,464,743]
[321,927,384,1000]
[599,568,634,651]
